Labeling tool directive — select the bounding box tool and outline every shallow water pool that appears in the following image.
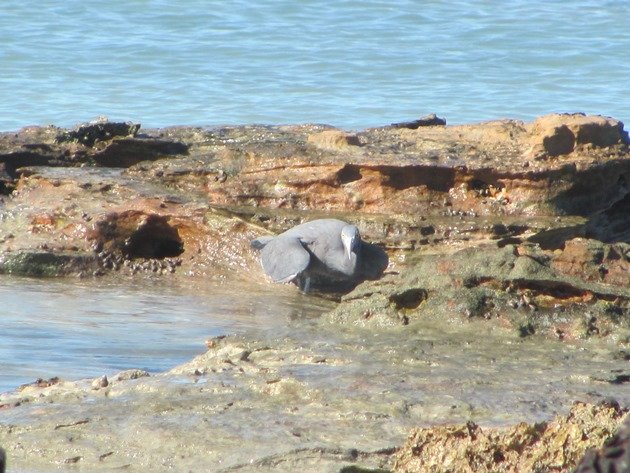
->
[0,275,333,393]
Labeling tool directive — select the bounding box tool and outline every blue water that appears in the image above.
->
[0,0,628,130]
[0,276,330,394]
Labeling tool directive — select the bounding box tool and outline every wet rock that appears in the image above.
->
[0,250,98,277]
[391,113,447,129]
[0,114,629,473]
[324,243,630,337]
[55,119,140,147]
[2,115,627,339]
[1,323,629,472]
[393,401,628,473]
[1,115,629,321]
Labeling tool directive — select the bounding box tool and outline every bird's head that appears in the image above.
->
[340,225,360,260]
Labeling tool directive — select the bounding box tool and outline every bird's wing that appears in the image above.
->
[251,235,274,250]
[305,225,357,276]
[260,236,311,283]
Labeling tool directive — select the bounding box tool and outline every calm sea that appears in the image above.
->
[0,0,628,130]
[1,0,630,392]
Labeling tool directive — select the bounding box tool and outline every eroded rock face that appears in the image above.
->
[0,114,628,323]
[574,413,630,473]
[527,113,628,157]
[198,114,629,218]
[0,115,629,472]
[551,238,630,287]
[394,401,628,473]
[323,242,630,341]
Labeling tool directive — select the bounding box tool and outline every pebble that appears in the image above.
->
[94,249,183,276]
[91,375,108,390]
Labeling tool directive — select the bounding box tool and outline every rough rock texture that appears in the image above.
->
[1,113,628,284]
[394,401,628,473]
[574,412,630,473]
[199,113,629,218]
[1,326,628,473]
[1,113,629,472]
[324,242,630,342]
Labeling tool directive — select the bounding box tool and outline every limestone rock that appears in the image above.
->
[324,243,630,338]
[551,238,630,287]
[527,113,628,157]
[394,401,628,473]
[307,129,361,149]
[574,413,630,473]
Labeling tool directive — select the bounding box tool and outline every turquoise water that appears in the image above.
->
[0,0,628,130]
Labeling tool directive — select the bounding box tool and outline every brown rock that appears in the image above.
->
[574,413,630,473]
[394,401,628,473]
[551,238,630,287]
[1,114,629,285]
[307,129,361,149]
[200,115,630,220]
[527,113,628,157]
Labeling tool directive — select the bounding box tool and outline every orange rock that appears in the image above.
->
[527,113,627,157]
[394,402,628,473]
[307,129,361,149]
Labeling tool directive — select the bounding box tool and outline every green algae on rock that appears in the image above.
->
[0,250,98,277]
[323,243,630,340]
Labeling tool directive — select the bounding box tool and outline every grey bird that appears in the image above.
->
[251,219,388,292]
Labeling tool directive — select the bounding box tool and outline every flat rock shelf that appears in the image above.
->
[0,114,629,472]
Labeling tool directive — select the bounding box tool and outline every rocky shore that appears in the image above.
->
[0,113,629,472]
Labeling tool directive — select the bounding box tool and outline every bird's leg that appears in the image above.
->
[301,276,312,294]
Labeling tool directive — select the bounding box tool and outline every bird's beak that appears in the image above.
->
[345,236,355,260]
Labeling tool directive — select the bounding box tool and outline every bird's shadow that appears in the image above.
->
[294,242,389,299]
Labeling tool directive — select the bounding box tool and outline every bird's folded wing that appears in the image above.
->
[260,236,311,283]
[251,235,274,250]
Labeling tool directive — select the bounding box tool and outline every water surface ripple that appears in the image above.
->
[0,0,628,129]
[0,276,331,393]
